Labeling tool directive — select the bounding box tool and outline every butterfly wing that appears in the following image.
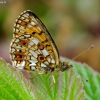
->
[10,10,60,73]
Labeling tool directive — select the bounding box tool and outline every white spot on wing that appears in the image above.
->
[27,24,32,28]
[12,61,17,67]
[19,36,24,39]
[29,50,37,58]
[15,29,19,33]
[23,14,29,18]
[29,60,37,66]
[38,49,42,54]
[31,66,36,70]
[31,18,37,24]
[16,61,25,69]
[11,48,16,53]
[51,58,55,64]
[29,60,38,63]
[26,13,29,16]
[19,26,25,30]
[29,40,34,46]
[12,43,17,47]
[41,63,47,67]
[35,50,41,55]
[12,55,15,59]
[44,61,49,65]
[13,28,15,32]
[20,17,25,20]
[16,24,20,27]
[42,49,49,57]
[31,21,36,26]
[31,56,37,60]
[32,38,40,45]
[15,19,18,22]
[15,39,20,42]
[14,23,16,27]
[24,34,31,37]
[17,20,21,23]
[47,57,51,63]
[24,18,29,22]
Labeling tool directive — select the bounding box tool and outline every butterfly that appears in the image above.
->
[9,10,72,77]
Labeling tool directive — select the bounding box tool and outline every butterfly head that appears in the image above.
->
[60,62,73,71]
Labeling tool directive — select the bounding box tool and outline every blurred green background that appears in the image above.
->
[0,0,100,72]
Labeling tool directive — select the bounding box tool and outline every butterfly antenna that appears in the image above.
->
[70,45,94,82]
[72,67,89,82]
[71,45,94,61]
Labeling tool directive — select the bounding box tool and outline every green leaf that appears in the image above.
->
[0,58,35,100]
[73,62,100,100]
[2,57,94,100]
[31,58,85,100]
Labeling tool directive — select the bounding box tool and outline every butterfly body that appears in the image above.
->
[10,10,72,74]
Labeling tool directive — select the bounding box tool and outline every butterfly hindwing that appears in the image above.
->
[10,10,60,73]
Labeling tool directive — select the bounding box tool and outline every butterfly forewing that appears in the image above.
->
[10,10,60,73]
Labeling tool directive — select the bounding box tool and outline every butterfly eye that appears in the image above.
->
[61,65,67,71]
[61,62,73,71]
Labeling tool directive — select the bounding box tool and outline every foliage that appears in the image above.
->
[73,62,100,100]
[0,57,100,100]
[0,58,35,100]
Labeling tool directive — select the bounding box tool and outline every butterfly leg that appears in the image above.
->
[52,74,56,84]
[29,71,46,79]
[46,73,56,93]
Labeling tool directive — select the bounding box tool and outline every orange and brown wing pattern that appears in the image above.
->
[10,10,60,73]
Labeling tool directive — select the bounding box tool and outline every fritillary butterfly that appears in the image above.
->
[9,10,72,75]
